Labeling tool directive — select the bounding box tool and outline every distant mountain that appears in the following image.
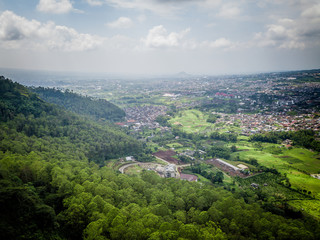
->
[175,71,192,78]
[30,87,125,122]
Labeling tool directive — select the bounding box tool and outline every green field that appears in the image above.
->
[229,141,320,219]
[125,164,143,175]
[166,142,183,149]
[169,109,242,134]
[234,144,320,192]
[289,200,320,220]
[169,109,214,133]
[280,148,320,173]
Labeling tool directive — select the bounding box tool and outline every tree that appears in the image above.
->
[212,172,224,183]
[230,145,237,152]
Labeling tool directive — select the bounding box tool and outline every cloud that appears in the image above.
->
[202,38,235,49]
[103,0,210,16]
[36,0,76,14]
[254,19,305,49]
[141,25,237,50]
[107,17,133,29]
[217,3,241,19]
[0,11,104,51]
[86,0,104,6]
[142,25,190,48]
[254,2,320,50]
[84,0,222,16]
[301,3,320,18]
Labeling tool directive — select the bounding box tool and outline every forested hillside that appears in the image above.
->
[0,77,320,240]
[30,86,125,122]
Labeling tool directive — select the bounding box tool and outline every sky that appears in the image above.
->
[0,0,319,75]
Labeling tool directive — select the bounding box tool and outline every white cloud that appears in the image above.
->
[84,0,223,17]
[142,25,190,48]
[201,0,221,9]
[254,19,305,49]
[36,0,75,14]
[254,2,320,50]
[301,3,320,18]
[203,38,235,49]
[217,3,241,19]
[86,0,104,6]
[107,17,133,29]
[103,0,198,16]
[0,11,104,51]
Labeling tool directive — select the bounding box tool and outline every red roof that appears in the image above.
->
[215,92,234,97]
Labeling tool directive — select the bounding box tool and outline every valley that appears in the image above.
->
[1,69,320,239]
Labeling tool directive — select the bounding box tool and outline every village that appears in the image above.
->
[104,69,320,136]
[213,112,320,135]
[115,105,168,130]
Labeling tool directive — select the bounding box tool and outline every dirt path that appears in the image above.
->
[118,162,137,173]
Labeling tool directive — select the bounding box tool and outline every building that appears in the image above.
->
[164,164,176,178]
[125,156,135,161]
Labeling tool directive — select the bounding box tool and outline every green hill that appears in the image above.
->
[0,76,141,163]
[30,86,125,122]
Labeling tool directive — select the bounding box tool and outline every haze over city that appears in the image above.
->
[0,0,319,75]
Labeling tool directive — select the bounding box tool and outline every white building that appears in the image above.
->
[164,164,176,178]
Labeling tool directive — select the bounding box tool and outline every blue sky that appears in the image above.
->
[0,0,319,75]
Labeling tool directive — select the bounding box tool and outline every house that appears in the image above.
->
[237,164,248,170]
[125,156,135,161]
[164,164,176,178]
[251,183,259,189]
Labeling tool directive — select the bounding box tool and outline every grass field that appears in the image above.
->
[289,200,320,220]
[280,148,320,173]
[169,109,214,134]
[125,165,143,175]
[169,109,242,134]
[166,142,183,149]
[230,141,320,219]
[234,145,320,191]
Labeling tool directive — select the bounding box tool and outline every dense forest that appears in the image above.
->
[30,87,125,122]
[1,77,320,239]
